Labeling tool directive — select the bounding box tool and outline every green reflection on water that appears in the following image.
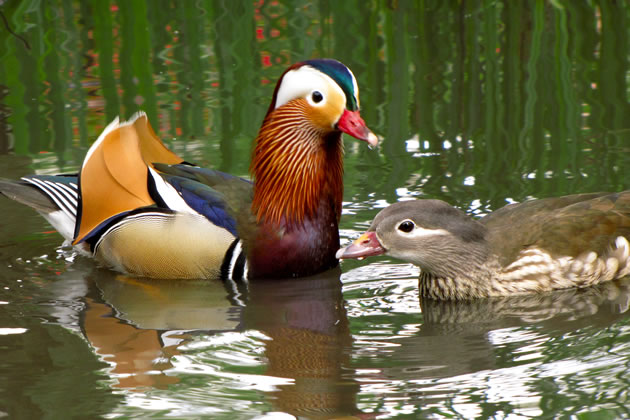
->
[3,0,628,199]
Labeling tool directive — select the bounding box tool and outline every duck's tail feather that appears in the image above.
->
[0,175,79,241]
[0,178,58,213]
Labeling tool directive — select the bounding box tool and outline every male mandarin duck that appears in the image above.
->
[337,194,630,300]
[1,59,377,280]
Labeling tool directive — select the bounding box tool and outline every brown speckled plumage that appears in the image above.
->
[338,193,630,300]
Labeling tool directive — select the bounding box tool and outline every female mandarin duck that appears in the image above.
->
[337,194,630,300]
[1,59,377,280]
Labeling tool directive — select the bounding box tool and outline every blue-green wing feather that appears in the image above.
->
[152,164,254,237]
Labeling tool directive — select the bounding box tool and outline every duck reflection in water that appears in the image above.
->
[79,267,365,419]
[43,261,630,417]
[361,276,630,391]
[83,273,241,390]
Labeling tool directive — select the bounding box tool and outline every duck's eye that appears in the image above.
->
[311,91,323,103]
[398,220,415,233]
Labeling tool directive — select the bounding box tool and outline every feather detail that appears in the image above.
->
[250,99,344,228]
[74,113,183,244]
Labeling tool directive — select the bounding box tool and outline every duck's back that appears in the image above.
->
[481,191,630,277]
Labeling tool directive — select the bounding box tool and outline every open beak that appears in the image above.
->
[336,231,385,260]
[337,109,378,147]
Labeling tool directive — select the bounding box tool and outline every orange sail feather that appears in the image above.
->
[74,113,183,243]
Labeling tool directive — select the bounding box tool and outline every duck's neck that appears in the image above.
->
[416,239,536,300]
[417,244,498,300]
[251,104,344,227]
[419,270,496,300]
[248,106,344,278]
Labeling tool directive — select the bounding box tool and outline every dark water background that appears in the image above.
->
[1,1,630,418]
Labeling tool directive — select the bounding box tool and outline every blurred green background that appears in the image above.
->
[2,0,629,214]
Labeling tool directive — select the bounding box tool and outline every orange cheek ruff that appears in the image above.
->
[308,103,340,133]
[250,100,344,228]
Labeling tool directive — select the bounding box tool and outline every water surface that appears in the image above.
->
[1,1,630,418]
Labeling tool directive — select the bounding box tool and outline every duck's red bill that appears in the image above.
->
[336,231,385,260]
[337,110,378,147]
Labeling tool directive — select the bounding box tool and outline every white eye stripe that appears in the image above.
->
[275,66,345,109]
[399,226,450,238]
